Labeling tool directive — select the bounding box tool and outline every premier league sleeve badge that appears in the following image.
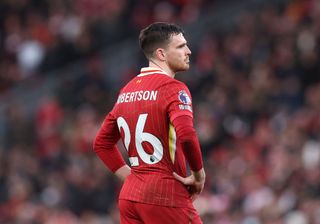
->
[178,90,192,112]
[178,90,191,105]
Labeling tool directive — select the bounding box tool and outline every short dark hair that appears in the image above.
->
[139,22,184,59]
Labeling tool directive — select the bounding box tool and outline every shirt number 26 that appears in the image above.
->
[117,114,163,166]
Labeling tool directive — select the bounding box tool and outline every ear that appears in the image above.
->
[154,48,166,61]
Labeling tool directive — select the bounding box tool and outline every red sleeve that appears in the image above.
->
[93,112,126,172]
[172,115,203,172]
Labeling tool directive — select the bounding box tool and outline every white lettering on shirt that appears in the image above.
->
[117,90,158,104]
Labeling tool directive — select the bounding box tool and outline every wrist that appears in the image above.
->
[192,168,205,182]
[115,165,131,181]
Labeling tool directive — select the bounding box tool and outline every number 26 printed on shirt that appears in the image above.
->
[117,114,164,166]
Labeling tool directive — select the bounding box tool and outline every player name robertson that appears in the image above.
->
[117,90,158,103]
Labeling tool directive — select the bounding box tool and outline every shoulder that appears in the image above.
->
[158,77,189,90]
[159,78,193,104]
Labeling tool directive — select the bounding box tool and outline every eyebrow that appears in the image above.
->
[177,42,187,48]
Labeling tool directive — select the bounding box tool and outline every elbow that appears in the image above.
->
[177,129,197,143]
[93,135,115,153]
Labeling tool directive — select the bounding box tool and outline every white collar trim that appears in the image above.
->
[138,67,169,77]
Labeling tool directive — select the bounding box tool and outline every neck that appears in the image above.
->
[149,59,175,78]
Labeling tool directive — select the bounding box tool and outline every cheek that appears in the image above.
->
[170,52,183,62]
[167,54,178,64]
[170,55,182,66]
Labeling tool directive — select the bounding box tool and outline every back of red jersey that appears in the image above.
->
[110,67,194,207]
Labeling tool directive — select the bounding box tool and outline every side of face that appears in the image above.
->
[163,33,192,73]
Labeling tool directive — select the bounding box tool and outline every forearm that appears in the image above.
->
[94,144,126,172]
[180,136,203,171]
[93,112,126,172]
[172,115,203,171]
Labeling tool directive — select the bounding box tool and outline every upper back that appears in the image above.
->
[111,67,192,174]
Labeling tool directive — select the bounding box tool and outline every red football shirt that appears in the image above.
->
[104,67,196,207]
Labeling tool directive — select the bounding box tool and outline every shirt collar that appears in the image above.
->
[138,67,170,77]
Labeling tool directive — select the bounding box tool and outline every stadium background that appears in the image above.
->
[1,0,320,223]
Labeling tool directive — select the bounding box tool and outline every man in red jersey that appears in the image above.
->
[93,22,206,224]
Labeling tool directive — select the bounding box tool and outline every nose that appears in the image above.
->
[186,46,191,55]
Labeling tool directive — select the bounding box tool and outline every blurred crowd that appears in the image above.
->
[0,0,210,93]
[1,0,320,223]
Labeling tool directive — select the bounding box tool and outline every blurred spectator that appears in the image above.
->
[35,96,64,158]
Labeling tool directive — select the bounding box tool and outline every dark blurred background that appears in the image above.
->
[1,0,320,223]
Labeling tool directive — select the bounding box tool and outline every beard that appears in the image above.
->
[169,59,190,73]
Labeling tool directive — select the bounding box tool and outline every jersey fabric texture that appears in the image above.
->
[94,67,203,208]
[114,67,194,207]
